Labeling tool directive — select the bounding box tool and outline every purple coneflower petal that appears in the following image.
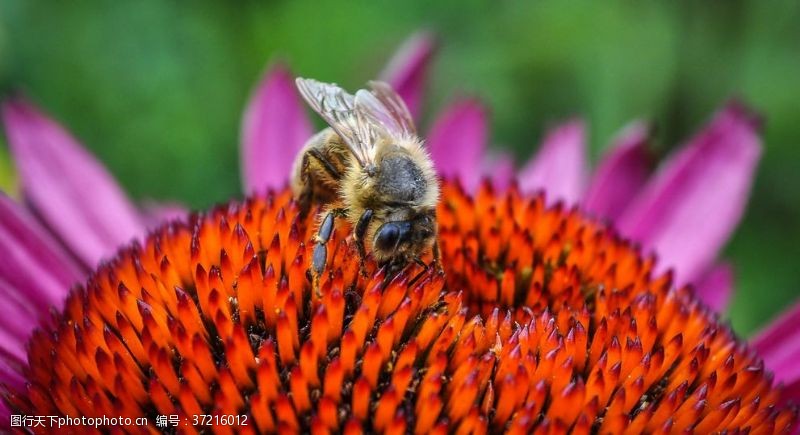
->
[752,299,800,386]
[0,278,40,338]
[0,194,82,308]
[427,99,487,191]
[780,379,800,404]
[1,98,145,268]
[518,120,588,205]
[480,151,514,191]
[692,261,733,313]
[617,103,761,285]
[141,201,189,229]
[379,32,435,120]
[241,64,312,194]
[0,197,84,392]
[583,121,650,220]
[0,356,24,396]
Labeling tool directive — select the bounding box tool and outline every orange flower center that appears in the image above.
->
[4,181,796,434]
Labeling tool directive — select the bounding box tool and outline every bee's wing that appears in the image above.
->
[295,78,375,167]
[363,81,417,135]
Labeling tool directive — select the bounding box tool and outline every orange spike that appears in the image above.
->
[352,377,371,421]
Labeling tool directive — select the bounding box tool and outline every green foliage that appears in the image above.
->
[0,0,798,335]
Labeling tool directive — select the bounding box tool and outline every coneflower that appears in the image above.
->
[1,33,799,433]
[3,182,796,433]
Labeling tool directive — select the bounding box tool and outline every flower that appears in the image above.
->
[2,183,798,433]
[1,32,799,430]
[241,35,759,315]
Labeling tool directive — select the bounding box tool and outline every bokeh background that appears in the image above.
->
[0,1,798,336]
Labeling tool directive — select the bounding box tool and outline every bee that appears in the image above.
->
[292,78,440,286]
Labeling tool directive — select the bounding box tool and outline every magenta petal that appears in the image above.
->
[780,379,800,406]
[518,120,588,205]
[427,100,487,191]
[0,194,83,309]
[241,64,313,194]
[481,151,514,191]
[0,356,24,394]
[379,32,435,120]
[141,201,189,229]
[0,195,85,397]
[583,122,650,220]
[2,98,145,268]
[752,299,800,385]
[617,103,762,284]
[0,397,11,427]
[0,279,40,340]
[693,262,733,313]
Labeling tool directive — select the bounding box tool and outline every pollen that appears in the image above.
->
[4,182,796,434]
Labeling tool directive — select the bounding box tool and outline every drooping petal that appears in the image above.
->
[241,64,313,194]
[751,299,800,386]
[779,379,800,405]
[1,98,145,268]
[379,32,436,120]
[0,194,83,308]
[0,356,24,394]
[518,120,588,205]
[480,151,514,191]
[0,278,41,339]
[0,395,11,427]
[0,196,84,386]
[427,99,487,191]
[583,122,650,220]
[692,262,733,313]
[141,200,189,229]
[617,103,762,284]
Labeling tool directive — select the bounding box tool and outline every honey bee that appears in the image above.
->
[292,78,440,286]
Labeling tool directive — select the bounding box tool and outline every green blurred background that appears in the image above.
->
[0,1,798,336]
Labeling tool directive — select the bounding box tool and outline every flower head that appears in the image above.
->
[3,183,797,433]
[1,32,799,432]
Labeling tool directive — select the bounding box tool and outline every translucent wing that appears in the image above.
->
[366,81,416,135]
[296,78,377,166]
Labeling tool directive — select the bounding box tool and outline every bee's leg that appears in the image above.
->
[296,148,343,217]
[432,239,443,274]
[308,148,342,180]
[312,207,346,295]
[354,209,374,277]
[409,256,429,286]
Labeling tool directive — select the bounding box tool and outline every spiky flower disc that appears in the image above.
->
[4,182,796,434]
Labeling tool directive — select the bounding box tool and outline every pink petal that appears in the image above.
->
[617,103,762,285]
[379,32,436,120]
[0,196,84,391]
[427,99,487,191]
[241,64,313,194]
[141,201,189,229]
[0,356,24,394]
[779,378,800,407]
[2,98,145,268]
[0,194,83,309]
[0,278,41,340]
[518,120,588,205]
[0,398,10,427]
[480,151,514,191]
[752,298,800,385]
[583,122,650,220]
[692,262,733,313]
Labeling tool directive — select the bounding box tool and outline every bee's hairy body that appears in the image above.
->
[291,128,350,207]
[292,125,439,264]
[291,78,441,286]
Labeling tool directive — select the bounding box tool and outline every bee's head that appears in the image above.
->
[371,208,437,263]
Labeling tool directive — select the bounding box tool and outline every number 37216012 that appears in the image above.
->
[192,415,248,426]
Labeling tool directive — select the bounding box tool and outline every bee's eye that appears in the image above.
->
[375,224,401,251]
